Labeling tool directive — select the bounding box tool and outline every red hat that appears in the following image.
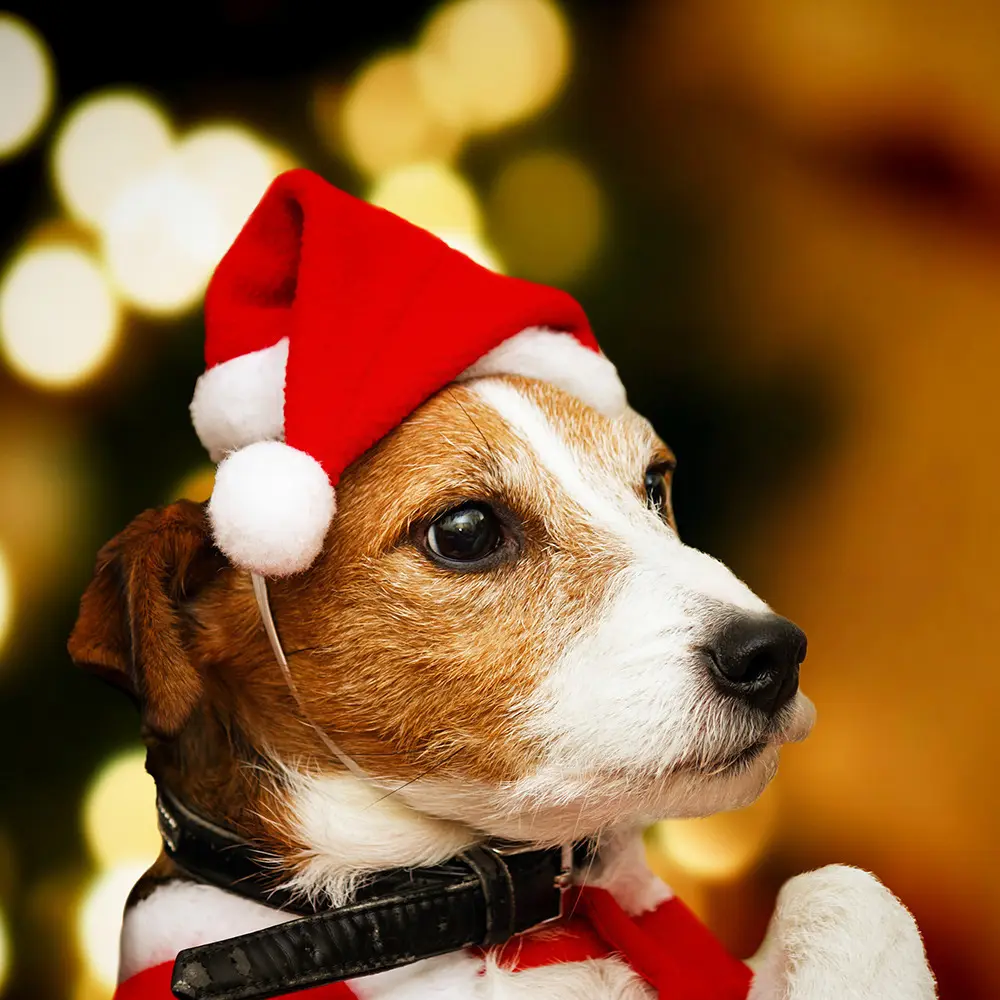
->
[190,169,626,576]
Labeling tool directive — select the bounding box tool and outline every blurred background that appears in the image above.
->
[0,0,997,996]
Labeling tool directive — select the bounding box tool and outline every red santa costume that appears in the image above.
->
[116,885,752,999]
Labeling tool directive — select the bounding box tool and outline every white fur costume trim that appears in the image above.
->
[118,880,294,982]
[209,440,335,575]
[190,339,288,462]
[458,327,627,418]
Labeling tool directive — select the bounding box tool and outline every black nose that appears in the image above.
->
[706,613,807,713]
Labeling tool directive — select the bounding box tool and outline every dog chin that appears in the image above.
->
[643,745,782,820]
[403,693,816,845]
[418,758,780,845]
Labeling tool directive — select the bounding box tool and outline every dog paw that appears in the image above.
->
[748,864,937,1000]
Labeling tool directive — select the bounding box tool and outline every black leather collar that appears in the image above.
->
[157,787,579,1000]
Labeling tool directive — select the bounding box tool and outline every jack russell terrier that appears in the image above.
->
[69,170,936,1000]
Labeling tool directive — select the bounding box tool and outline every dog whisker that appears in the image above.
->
[363,746,465,811]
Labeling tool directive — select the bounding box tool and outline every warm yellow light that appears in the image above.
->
[53,91,173,229]
[650,785,779,882]
[172,464,216,504]
[0,902,9,992]
[0,412,95,605]
[77,862,148,989]
[83,748,159,870]
[175,124,280,261]
[434,230,504,271]
[102,164,220,315]
[267,144,299,176]
[369,161,482,236]
[0,14,54,158]
[0,244,121,389]
[101,123,281,316]
[74,971,112,1000]
[0,544,12,658]
[339,51,461,177]
[488,150,604,283]
[416,0,571,132]
[368,162,501,268]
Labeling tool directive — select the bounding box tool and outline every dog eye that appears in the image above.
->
[426,503,503,564]
[644,468,671,519]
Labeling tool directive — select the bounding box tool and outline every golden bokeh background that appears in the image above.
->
[0,1,997,997]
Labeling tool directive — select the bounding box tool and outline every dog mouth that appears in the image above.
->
[693,691,816,778]
[697,739,769,777]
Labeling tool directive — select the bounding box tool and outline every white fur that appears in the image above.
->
[278,770,478,906]
[396,378,811,843]
[208,440,335,575]
[584,829,673,916]
[118,881,294,982]
[350,951,485,999]
[749,866,936,1000]
[459,327,627,419]
[475,954,651,999]
[277,776,672,921]
[190,339,288,462]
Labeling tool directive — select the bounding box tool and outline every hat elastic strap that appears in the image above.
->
[250,572,371,784]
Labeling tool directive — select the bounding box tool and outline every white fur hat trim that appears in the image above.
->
[191,339,289,462]
[458,327,627,418]
[208,440,335,576]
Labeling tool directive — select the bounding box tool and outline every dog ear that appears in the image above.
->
[68,500,228,737]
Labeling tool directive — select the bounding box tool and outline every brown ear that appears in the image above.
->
[68,500,227,737]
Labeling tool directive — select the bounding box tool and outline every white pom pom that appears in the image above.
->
[191,339,289,462]
[208,441,335,576]
[458,327,627,418]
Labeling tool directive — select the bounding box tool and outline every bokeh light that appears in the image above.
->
[339,51,460,176]
[368,161,501,268]
[82,749,159,870]
[172,464,216,504]
[175,124,282,259]
[415,0,571,133]
[650,786,779,882]
[76,862,148,989]
[488,150,604,283]
[0,244,121,389]
[52,91,173,230]
[102,163,221,315]
[0,905,9,992]
[0,410,95,608]
[74,972,112,1000]
[433,230,503,271]
[102,123,280,315]
[0,544,12,659]
[369,161,482,234]
[0,13,54,159]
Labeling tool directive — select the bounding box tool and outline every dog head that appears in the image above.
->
[70,374,813,896]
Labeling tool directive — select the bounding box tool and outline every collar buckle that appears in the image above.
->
[469,840,574,945]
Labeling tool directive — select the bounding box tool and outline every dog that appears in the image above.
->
[70,373,936,999]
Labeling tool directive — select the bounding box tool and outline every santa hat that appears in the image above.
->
[190,168,626,576]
